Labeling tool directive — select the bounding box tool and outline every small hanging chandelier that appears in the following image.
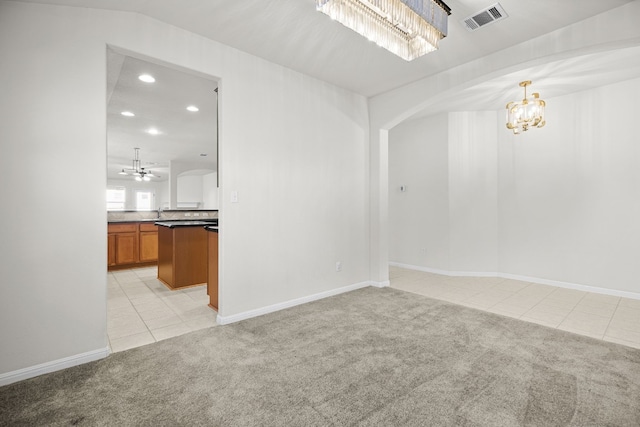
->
[506,80,546,135]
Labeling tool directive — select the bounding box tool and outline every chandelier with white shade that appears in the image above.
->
[316,0,451,61]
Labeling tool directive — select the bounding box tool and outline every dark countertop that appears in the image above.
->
[155,220,217,228]
[204,226,219,233]
[108,218,159,223]
[161,209,218,213]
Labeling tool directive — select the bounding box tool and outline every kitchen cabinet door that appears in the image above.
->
[139,231,158,262]
[115,233,137,265]
[108,234,116,266]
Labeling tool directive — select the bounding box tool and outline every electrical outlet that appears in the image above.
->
[336,261,342,272]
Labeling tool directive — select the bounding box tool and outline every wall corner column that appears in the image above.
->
[369,128,389,284]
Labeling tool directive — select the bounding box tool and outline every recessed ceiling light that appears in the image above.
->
[121,111,135,117]
[147,128,160,135]
[138,74,155,83]
[187,105,199,112]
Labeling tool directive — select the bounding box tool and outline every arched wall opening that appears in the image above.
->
[369,3,640,296]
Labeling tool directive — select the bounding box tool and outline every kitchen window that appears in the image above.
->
[135,190,154,211]
[106,187,126,210]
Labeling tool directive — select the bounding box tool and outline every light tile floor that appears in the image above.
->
[107,266,218,353]
[109,265,640,352]
[390,266,640,349]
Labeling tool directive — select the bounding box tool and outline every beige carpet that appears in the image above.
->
[2,287,640,426]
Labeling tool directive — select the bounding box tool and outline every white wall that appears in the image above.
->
[389,111,498,274]
[498,77,640,294]
[202,172,219,209]
[167,161,214,208]
[390,78,640,296]
[0,1,369,381]
[1,1,110,379]
[173,172,218,209]
[369,1,640,286]
[448,111,498,272]
[222,63,369,315]
[389,114,450,270]
[177,174,203,207]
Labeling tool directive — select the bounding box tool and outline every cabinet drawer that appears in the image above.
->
[108,223,137,233]
[139,223,158,232]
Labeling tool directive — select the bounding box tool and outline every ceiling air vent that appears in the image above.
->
[461,3,508,31]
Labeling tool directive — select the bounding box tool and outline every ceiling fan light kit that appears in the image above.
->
[119,147,158,181]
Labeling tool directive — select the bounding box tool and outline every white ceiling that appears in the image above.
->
[14,0,640,181]
[106,50,218,181]
[407,44,640,121]
[13,0,636,97]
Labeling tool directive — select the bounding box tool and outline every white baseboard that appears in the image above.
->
[0,347,111,387]
[389,261,640,301]
[370,280,390,288]
[217,281,374,325]
[499,272,640,301]
[390,262,498,278]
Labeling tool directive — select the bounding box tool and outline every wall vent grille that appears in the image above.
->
[461,3,508,32]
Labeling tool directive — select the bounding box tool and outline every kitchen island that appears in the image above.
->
[155,220,215,290]
[205,225,219,310]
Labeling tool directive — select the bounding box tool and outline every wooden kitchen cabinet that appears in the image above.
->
[139,223,158,262]
[107,234,116,266]
[115,232,137,264]
[157,225,208,289]
[108,222,158,270]
[207,228,219,310]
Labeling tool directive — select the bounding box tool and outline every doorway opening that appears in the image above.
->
[106,47,220,353]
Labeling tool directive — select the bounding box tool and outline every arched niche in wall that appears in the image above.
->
[177,168,218,209]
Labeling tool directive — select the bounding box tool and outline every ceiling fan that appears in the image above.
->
[118,147,160,181]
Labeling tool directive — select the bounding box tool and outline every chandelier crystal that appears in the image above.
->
[506,80,546,135]
[317,0,451,61]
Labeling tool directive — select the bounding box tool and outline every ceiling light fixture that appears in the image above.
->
[506,80,546,135]
[316,0,451,61]
[147,128,160,135]
[138,74,155,83]
[186,105,199,112]
[121,111,135,117]
[119,148,158,181]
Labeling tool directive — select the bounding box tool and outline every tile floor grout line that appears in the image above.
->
[603,297,624,339]
[107,267,217,352]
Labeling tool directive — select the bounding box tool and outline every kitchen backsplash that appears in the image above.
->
[108,210,218,222]
[159,210,218,220]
